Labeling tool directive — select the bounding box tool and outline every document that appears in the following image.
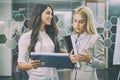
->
[113,18,120,65]
[29,52,74,69]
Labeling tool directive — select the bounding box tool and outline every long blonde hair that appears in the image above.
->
[73,6,97,35]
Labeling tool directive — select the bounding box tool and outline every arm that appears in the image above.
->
[89,36,106,69]
[18,60,42,70]
[18,62,33,70]
[17,34,42,70]
[75,36,106,69]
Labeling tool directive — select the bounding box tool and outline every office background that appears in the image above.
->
[0,0,120,80]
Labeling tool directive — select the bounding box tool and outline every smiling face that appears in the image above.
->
[41,7,53,26]
[73,13,87,34]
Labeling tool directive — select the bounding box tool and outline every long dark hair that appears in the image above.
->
[28,4,60,53]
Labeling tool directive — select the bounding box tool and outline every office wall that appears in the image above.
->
[0,0,12,76]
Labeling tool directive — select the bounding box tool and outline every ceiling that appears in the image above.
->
[12,0,84,11]
[12,0,84,19]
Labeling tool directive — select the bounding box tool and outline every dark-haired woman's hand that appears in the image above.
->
[29,59,44,69]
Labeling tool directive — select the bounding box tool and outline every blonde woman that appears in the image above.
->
[69,6,106,80]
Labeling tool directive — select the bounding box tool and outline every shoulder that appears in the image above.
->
[90,34,101,40]
[19,31,32,41]
[71,32,79,38]
[89,34,104,43]
[91,33,100,38]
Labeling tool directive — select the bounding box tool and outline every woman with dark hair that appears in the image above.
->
[17,4,60,80]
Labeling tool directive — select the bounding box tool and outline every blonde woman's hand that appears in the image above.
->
[77,49,92,62]
[69,49,78,63]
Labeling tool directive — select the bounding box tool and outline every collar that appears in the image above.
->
[77,32,88,40]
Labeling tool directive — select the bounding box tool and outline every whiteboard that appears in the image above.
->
[113,17,120,65]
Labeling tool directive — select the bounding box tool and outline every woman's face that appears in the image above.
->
[73,13,87,34]
[41,7,53,25]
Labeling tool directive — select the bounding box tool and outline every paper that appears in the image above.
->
[113,18,120,65]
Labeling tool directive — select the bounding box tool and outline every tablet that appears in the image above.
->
[29,52,74,69]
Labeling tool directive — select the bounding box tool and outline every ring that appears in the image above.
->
[41,62,45,66]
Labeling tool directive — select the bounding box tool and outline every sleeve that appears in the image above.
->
[17,34,29,63]
[90,36,106,69]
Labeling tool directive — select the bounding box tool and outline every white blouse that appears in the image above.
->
[18,30,59,80]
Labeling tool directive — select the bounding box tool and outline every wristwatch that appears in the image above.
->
[89,59,93,64]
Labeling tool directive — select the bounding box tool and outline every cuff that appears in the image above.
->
[89,58,94,64]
